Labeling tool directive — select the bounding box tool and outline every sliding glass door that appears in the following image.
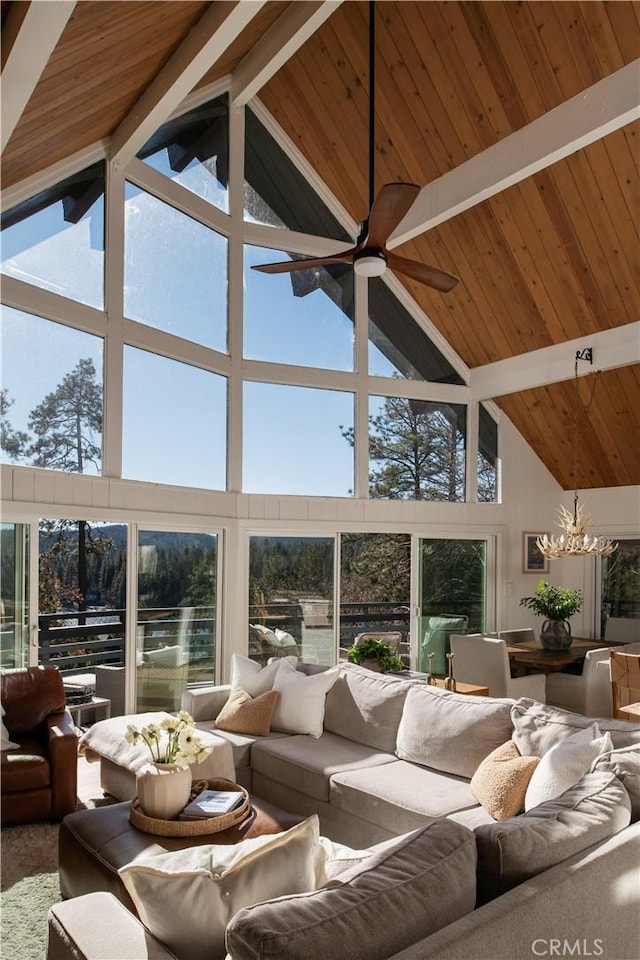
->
[418,538,488,676]
[136,530,218,712]
[0,523,29,670]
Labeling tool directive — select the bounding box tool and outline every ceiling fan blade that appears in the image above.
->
[366,183,421,247]
[386,252,459,292]
[251,250,357,274]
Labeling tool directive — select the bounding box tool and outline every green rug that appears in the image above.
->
[1,821,61,960]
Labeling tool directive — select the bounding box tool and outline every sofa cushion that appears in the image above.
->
[271,663,340,738]
[511,698,640,757]
[226,819,477,960]
[119,815,320,960]
[396,684,514,778]
[251,732,397,803]
[330,759,479,834]
[230,655,297,698]
[0,736,50,792]
[524,725,613,811]
[323,664,412,753]
[470,740,540,821]
[194,721,287,772]
[591,745,640,821]
[215,688,280,737]
[475,771,631,904]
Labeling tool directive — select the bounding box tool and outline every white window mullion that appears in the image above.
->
[355,274,369,500]
[103,162,125,479]
[227,103,245,494]
[466,400,479,504]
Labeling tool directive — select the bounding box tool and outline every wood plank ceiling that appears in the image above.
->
[1,0,639,491]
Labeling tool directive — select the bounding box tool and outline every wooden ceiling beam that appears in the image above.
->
[471,323,640,401]
[388,59,640,248]
[1,0,76,153]
[231,1,343,108]
[109,1,266,172]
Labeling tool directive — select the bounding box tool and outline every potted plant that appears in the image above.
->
[519,580,584,650]
[347,637,404,673]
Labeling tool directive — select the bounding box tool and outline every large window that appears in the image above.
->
[243,383,354,497]
[0,308,103,473]
[600,539,640,638]
[368,396,466,501]
[124,184,228,351]
[243,245,354,370]
[123,347,227,490]
[248,536,334,666]
[1,162,105,309]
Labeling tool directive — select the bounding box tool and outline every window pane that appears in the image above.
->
[419,538,487,675]
[1,522,29,670]
[244,245,354,370]
[249,536,334,666]
[38,519,127,714]
[244,108,351,239]
[369,396,466,501]
[478,403,498,502]
[138,95,229,213]
[123,347,227,489]
[601,539,640,638]
[124,183,228,351]
[1,307,103,474]
[368,278,464,384]
[243,383,354,497]
[1,162,105,309]
[137,530,218,712]
[339,533,411,665]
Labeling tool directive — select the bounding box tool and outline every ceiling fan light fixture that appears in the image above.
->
[354,251,387,278]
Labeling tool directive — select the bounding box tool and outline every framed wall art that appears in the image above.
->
[523,532,550,574]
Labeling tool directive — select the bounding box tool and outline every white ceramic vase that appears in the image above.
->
[136,762,192,820]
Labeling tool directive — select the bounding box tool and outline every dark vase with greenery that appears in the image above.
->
[519,580,584,650]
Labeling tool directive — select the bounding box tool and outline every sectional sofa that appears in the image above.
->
[48,660,640,960]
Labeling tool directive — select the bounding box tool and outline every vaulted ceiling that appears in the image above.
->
[2,0,639,490]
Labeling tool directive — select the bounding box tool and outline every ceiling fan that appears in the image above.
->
[252,1,458,293]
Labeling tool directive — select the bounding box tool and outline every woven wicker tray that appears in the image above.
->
[130,778,250,837]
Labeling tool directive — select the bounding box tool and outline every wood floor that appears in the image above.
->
[77,753,111,808]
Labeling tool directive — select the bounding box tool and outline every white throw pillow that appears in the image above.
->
[119,815,320,960]
[315,835,372,886]
[249,623,278,644]
[272,662,340,738]
[230,653,297,697]
[524,723,613,811]
[274,628,296,647]
[1,704,18,751]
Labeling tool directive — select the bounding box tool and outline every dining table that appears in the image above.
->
[506,637,618,674]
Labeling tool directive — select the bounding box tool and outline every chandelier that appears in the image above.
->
[536,348,617,560]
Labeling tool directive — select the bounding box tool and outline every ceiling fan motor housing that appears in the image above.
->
[354,249,387,277]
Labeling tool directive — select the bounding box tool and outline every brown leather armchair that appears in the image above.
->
[1,665,78,825]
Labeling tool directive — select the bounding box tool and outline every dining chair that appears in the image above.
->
[450,634,546,701]
[498,628,536,645]
[610,649,640,722]
[546,647,616,718]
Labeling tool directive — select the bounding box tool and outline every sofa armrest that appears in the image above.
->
[47,710,79,819]
[386,823,640,960]
[181,684,231,721]
[47,892,178,960]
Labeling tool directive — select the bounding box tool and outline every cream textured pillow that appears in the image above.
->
[524,723,613,811]
[215,687,280,737]
[119,815,320,960]
[471,741,540,820]
[272,662,340,738]
[230,653,297,697]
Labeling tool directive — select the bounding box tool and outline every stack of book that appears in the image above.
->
[180,788,245,820]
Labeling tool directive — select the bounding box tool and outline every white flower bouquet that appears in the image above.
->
[125,711,212,768]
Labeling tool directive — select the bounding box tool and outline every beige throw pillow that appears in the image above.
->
[470,741,540,820]
[215,687,279,737]
[119,815,320,960]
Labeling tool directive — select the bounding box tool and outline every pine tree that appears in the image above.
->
[0,389,29,460]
